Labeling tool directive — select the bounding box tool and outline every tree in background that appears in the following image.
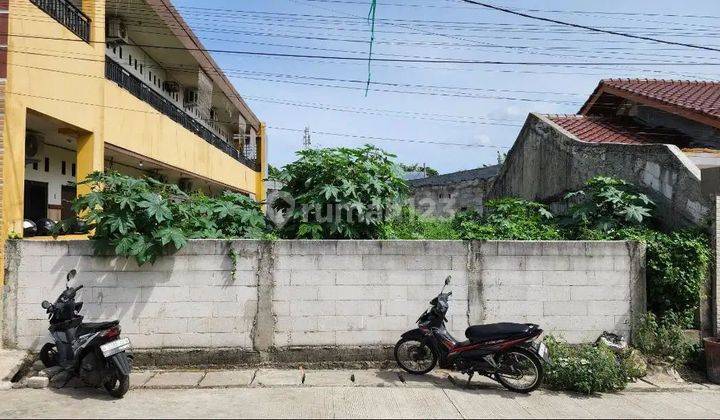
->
[399,163,439,177]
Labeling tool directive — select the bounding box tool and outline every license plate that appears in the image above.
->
[100,338,131,358]
[537,342,551,364]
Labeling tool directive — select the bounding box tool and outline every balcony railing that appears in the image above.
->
[31,0,90,42]
[105,58,259,171]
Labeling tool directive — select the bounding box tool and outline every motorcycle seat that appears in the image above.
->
[465,323,536,342]
[79,320,119,335]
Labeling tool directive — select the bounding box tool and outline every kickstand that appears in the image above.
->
[466,372,474,389]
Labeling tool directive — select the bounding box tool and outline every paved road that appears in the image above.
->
[3,385,720,418]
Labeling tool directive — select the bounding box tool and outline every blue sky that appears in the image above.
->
[173,0,720,173]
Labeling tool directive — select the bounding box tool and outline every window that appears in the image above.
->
[44,157,49,172]
[32,162,38,170]
[139,64,143,75]
[119,46,123,59]
[112,46,116,54]
[61,161,66,175]
[128,54,132,65]
[71,163,76,177]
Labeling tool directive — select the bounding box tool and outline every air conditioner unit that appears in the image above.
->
[184,88,199,108]
[25,131,45,165]
[163,81,180,94]
[178,178,194,193]
[106,16,129,44]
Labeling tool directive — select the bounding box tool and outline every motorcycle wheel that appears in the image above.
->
[394,337,437,375]
[39,343,59,368]
[104,372,130,399]
[495,347,544,393]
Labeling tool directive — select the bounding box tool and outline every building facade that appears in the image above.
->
[2,0,267,242]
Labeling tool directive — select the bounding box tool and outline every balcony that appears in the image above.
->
[105,57,259,171]
[31,0,91,42]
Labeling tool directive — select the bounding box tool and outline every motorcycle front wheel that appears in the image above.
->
[104,372,130,398]
[495,347,544,393]
[394,337,437,375]
[39,343,58,368]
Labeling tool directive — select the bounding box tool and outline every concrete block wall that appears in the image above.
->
[272,241,470,347]
[3,239,645,351]
[3,240,260,350]
[472,241,645,343]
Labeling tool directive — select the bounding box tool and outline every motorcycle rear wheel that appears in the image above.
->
[495,347,544,393]
[39,343,58,368]
[104,372,130,398]
[394,337,437,375]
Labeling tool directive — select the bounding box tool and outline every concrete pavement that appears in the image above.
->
[3,386,720,418]
[3,368,720,418]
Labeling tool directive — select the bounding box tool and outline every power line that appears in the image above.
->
[9,31,720,66]
[268,126,508,148]
[458,0,720,53]
[4,89,508,149]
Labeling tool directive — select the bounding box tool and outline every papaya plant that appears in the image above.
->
[269,145,407,239]
[57,171,266,265]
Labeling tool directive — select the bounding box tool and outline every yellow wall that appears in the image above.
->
[2,0,265,238]
[103,83,259,193]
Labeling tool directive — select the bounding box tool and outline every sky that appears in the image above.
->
[173,0,720,174]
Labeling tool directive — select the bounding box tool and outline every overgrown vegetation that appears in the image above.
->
[561,176,654,234]
[57,171,266,265]
[633,313,695,366]
[451,198,561,240]
[544,336,643,394]
[381,207,458,240]
[269,145,407,239]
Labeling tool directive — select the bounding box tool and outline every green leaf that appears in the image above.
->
[138,192,173,223]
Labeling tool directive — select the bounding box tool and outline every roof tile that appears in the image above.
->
[597,79,720,121]
[546,115,692,147]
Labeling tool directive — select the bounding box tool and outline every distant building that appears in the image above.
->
[408,166,501,218]
[491,78,720,229]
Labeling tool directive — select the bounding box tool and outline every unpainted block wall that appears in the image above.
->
[490,113,710,230]
[3,239,645,350]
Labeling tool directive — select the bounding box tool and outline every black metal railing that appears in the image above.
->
[31,0,91,42]
[105,58,259,171]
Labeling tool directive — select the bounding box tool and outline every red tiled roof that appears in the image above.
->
[546,115,691,147]
[581,79,720,128]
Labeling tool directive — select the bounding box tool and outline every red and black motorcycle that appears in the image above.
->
[394,276,550,393]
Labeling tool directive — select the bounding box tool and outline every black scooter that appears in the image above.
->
[39,270,132,398]
[394,276,550,393]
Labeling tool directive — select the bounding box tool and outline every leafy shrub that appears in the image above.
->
[61,171,266,265]
[270,145,407,239]
[633,313,694,366]
[544,336,639,394]
[381,207,459,240]
[642,231,710,326]
[453,198,562,240]
[562,176,654,233]
[179,192,267,239]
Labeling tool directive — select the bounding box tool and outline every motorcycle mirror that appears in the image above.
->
[66,269,77,282]
[445,275,452,286]
[41,301,51,310]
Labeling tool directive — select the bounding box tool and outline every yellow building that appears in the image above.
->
[2,0,267,244]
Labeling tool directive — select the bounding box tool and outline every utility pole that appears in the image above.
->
[303,126,312,149]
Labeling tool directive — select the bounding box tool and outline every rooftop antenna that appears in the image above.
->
[303,126,312,149]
